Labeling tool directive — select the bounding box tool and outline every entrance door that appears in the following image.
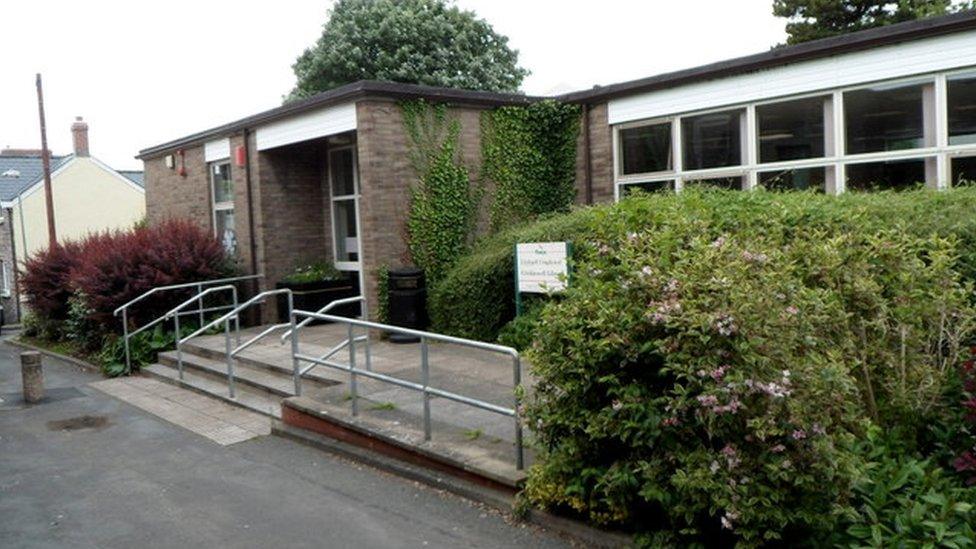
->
[329,145,361,272]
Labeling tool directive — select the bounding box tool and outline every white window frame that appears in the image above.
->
[209,161,236,254]
[612,66,976,198]
[1,260,11,298]
[328,145,363,272]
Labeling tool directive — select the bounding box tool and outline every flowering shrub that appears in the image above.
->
[521,191,976,544]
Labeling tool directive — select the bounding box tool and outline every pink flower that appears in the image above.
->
[697,395,719,407]
[711,236,727,248]
[771,444,786,453]
[792,430,807,440]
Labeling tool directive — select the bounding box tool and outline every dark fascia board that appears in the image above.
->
[557,10,976,103]
[137,81,539,159]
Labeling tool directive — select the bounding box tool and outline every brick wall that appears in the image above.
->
[144,145,212,230]
[574,102,615,205]
[356,100,488,321]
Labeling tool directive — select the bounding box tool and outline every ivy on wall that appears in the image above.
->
[481,100,581,231]
[401,100,481,287]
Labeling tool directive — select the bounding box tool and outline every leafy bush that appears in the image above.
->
[20,241,83,322]
[429,208,596,340]
[72,219,233,333]
[835,429,976,548]
[520,189,976,544]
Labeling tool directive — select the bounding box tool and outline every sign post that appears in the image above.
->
[514,241,571,316]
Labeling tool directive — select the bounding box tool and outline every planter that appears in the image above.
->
[276,274,360,324]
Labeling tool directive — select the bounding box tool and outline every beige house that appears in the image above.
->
[0,118,145,323]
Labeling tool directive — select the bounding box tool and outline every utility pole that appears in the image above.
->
[36,73,57,249]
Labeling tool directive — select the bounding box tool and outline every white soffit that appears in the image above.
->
[204,138,231,162]
[608,29,976,124]
[256,102,357,151]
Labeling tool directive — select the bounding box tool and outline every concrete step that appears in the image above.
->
[156,350,298,398]
[142,363,282,419]
[181,339,346,388]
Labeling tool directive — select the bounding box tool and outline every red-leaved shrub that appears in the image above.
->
[20,241,84,321]
[72,219,234,330]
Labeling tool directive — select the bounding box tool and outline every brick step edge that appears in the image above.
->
[156,351,295,397]
[271,420,632,549]
[142,365,282,419]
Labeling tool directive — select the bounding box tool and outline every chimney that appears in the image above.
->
[71,116,89,157]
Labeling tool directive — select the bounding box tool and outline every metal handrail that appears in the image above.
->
[114,273,261,372]
[289,309,524,470]
[177,288,295,399]
[165,285,240,381]
[280,295,365,342]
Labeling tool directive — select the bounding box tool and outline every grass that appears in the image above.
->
[464,428,482,440]
[369,401,397,411]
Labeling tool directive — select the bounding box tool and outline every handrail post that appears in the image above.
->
[513,354,524,471]
[196,283,205,328]
[232,286,241,347]
[362,299,373,372]
[174,312,184,380]
[421,336,431,441]
[348,322,358,416]
[225,318,235,399]
[121,308,131,373]
[289,294,301,396]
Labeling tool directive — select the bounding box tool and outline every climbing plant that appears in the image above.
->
[482,100,581,231]
[401,100,481,287]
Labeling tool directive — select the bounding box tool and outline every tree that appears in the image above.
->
[287,0,529,101]
[773,0,966,45]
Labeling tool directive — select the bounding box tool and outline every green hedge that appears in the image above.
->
[428,209,596,340]
[519,188,976,544]
[430,188,976,342]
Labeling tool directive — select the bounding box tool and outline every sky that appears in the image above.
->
[0,1,788,170]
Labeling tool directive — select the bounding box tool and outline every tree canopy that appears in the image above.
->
[287,0,529,101]
[773,0,970,45]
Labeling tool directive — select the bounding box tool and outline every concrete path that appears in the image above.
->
[0,339,568,549]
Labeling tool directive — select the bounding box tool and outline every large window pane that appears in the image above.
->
[619,123,672,175]
[846,159,926,191]
[621,180,673,196]
[758,167,826,192]
[845,83,925,154]
[330,148,356,196]
[952,156,976,186]
[211,162,232,204]
[684,176,743,190]
[757,97,826,162]
[949,74,976,146]
[682,109,744,170]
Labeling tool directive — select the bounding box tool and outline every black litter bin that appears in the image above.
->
[387,267,427,343]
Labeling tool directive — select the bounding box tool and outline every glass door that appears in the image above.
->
[329,146,361,271]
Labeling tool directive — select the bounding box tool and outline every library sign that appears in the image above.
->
[514,241,571,314]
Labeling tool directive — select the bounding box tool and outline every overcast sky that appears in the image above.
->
[0,1,787,170]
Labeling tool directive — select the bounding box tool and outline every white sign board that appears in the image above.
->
[516,242,570,294]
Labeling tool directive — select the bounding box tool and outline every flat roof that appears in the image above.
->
[139,11,976,160]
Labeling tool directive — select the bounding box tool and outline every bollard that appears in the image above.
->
[20,351,44,403]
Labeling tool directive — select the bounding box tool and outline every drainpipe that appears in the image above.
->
[582,103,594,204]
[242,128,260,307]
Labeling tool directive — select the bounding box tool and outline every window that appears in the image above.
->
[951,156,976,186]
[619,122,672,175]
[757,96,827,163]
[758,167,826,192]
[846,159,927,191]
[330,146,360,267]
[845,83,928,154]
[948,74,976,146]
[621,180,673,196]
[210,162,236,255]
[682,109,745,170]
[684,176,743,190]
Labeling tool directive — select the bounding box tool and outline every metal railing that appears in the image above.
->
[289,310,524,470]
[178,288,294,399]
[280,295,372,375]
[113,274,262,372]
